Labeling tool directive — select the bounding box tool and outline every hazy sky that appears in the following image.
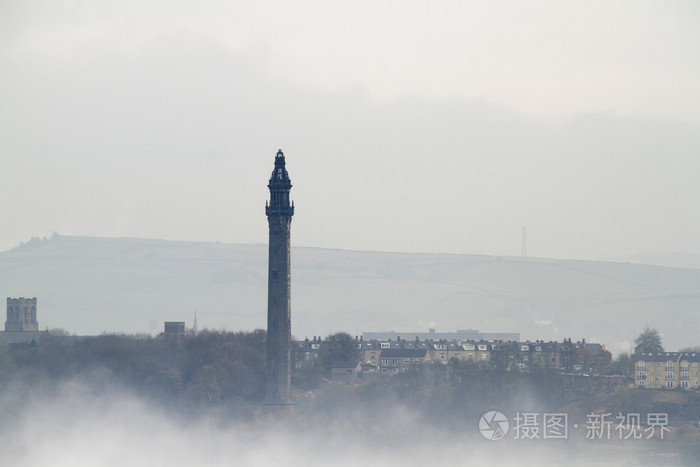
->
[2,1,699,261]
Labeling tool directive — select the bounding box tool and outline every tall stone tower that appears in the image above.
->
[6,297,39,332]
[263,149,294,407]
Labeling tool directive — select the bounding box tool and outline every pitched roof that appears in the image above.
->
[584,343,608,355]
[637,352,700,362]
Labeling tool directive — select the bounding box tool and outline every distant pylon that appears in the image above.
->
[522,226,527,258]
[193,311,198,335]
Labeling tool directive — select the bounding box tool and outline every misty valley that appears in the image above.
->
[0,330,698,466]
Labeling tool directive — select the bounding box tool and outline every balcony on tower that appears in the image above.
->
[266,150,294,217]
[266,200,294,217]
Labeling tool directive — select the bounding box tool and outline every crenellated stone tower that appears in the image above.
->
[263,149,294,408]
[6,297,38,332]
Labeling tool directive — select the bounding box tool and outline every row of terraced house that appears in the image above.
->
[634,352,700,390]
[294,336,612,378]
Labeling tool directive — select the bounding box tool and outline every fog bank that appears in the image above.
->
[0,380,693,466]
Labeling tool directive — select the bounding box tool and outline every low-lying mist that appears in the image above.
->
[0,377,694,467]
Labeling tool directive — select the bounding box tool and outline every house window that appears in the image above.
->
[638,380,645,387]
[681,381,689,389]
[666,372,674,380]
[637,371,645,379]
[464,345,475,351]
[381,343,390,349]
[413,358,421,363]
[666,381,674,389]
[536,346,542,352]
[681,372,689,380]
[520,345,529,351]
[403,359,410,364]
[681,362,689,370]
[666,362,674,370]
[478,345,487,351]
[637,362,646,370]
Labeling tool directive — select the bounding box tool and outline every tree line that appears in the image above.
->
[0,330,266,417]
[0,327,693,423]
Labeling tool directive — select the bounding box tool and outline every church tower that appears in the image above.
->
[6,297,38,332]
[263,149,294,407]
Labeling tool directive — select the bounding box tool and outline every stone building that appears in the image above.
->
[305,335,611,376]
[379,348,429,374]
[635,352,700,390]
[6,297,38,331]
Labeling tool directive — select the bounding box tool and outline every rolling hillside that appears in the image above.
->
[1,235,698,355]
